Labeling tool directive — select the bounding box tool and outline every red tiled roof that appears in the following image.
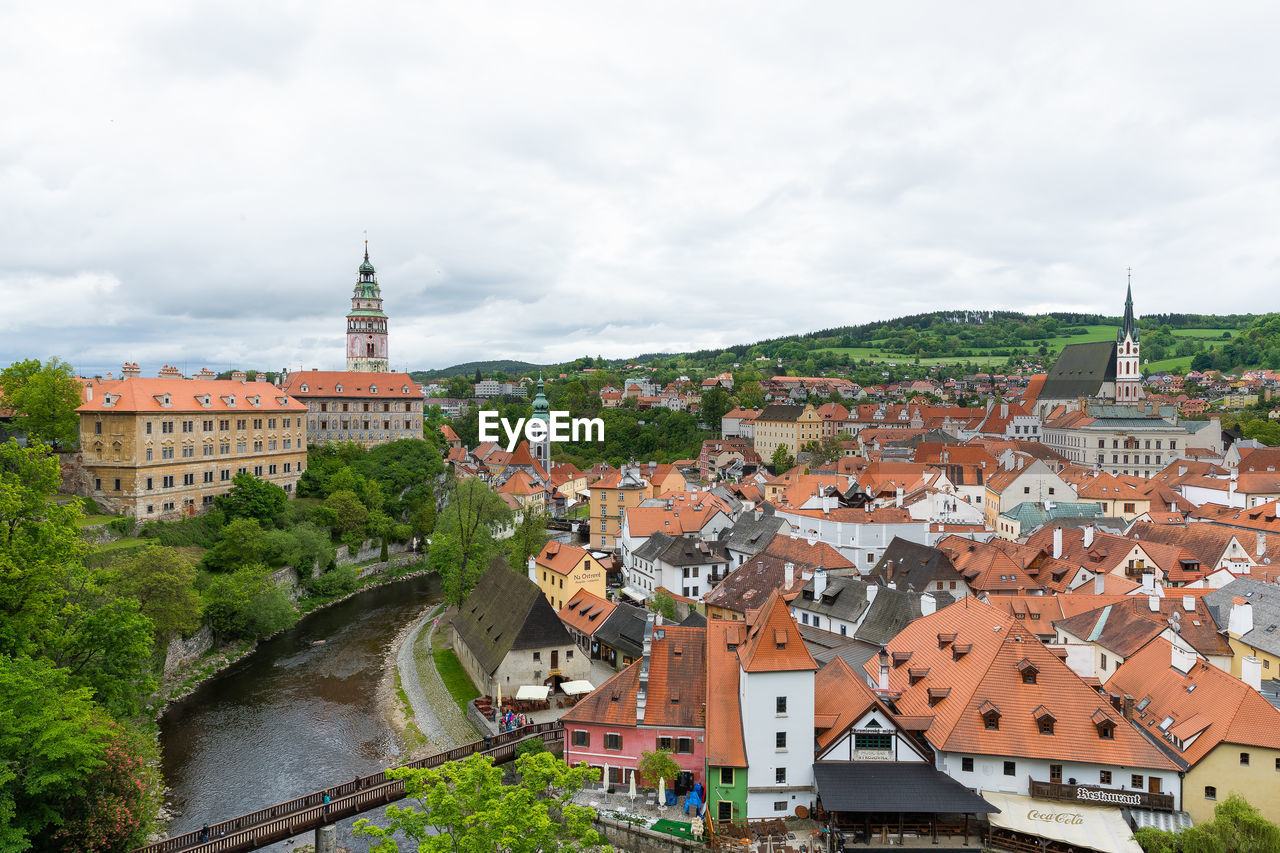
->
[737,589,817,673]
[279,370,424,399]
[76,377,305,413]
[557,589,616,637]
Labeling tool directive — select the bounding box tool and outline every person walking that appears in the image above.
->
[199,824,209,842]
[323,791,331,818]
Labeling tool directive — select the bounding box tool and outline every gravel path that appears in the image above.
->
[396,605,479,749]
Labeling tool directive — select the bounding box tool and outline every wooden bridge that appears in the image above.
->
[132,721,564,853]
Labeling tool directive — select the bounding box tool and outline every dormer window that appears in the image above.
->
[370,384,378,394]
[952,643,972,661]
[301,384,309,393]
[1017,658,1039,684]
[1092,709,1117,739]
[979,700,1001,730]
[335,384,343,393]
[402,385,409,394]
[927,687,950,706]
[891,650,913,668]
[908,667,930,686]
[937,633,957,650]
[1033,706,1056,734]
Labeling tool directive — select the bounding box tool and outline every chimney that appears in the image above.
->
[1122,694,1135,720]
[1141,571,1155,595]
[231,370,247,383]
[1148,594,1160,612]
[877,647,890,692]
[1083,526,1095,548]
[920,592,936,616]
[866,583,879,604]
[1229,598,1254,637]
[895,487,904,509]
[1258,532,1268,560]
[785,562,797,588]
[1094,570,1106,595]
[1053,527,1063,560]
[636,612,655,720]
[1171,645,1196,674]
[121,361,141,378]
[158,364,184,379]
[1242,656,1263,692]
[1000,402,1008,419]
[813,566,828,597]
[527,556,537,583]
[1179,595,1194,612]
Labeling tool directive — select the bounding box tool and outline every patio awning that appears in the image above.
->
[813,763,997,814]
[561,679,594,696]
[515,685,549,701]
[619,586,648,603]
[982,791,1142,853]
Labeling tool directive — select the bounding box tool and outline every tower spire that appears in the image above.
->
[1120,268,1137,342]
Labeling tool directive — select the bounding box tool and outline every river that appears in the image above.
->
[159,573,442,851]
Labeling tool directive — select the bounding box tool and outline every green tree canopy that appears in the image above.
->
[101,545,202,642]
[1135,794,1280,853]
[0,357,82,449]
[354,751,606,853]
[201,517,269,572]
[429,477,512,605]
[637,749,680,788]
[216,471,288,525]
[770,444,795,474]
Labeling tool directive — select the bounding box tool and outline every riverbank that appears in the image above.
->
[153,562,434,717]
[379,600,481,760]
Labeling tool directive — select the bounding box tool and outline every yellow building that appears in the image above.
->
[75,373,307,519]
[751,403,821,462]
[532,540,607,610]
[280,369,424,448]
[589,466,650,551]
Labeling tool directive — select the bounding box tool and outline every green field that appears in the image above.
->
[434,647,481,712]
[816,326,1233,368]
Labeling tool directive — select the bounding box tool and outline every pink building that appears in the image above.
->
[561,617,706,789]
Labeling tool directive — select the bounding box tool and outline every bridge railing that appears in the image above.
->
[134,721,563,853]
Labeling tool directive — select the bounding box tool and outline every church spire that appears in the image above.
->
[1120,269,1138,342]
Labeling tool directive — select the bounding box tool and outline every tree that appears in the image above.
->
[201,517,269,572]
[700,387,732,431]
[649,591,677,622]
[429,478,512,605]
[318,489,370,549]
[506,511,549,572]
[1135,794,1280,853]
[803,435,845,468]
[354,751,606,853]
[770,444,795,474]
[102,545,202,642]
[0,357,82,449]
[201,563,294,641]
[216,471,288,525]
[637,748,680,788]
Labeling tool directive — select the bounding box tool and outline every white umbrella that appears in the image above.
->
[657,776,665,808]
[495,682,501,707]
[602,763,609,789]
[628,769,637,802]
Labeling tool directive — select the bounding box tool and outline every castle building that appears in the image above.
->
[75,369,308,519]
[346,242,389,373]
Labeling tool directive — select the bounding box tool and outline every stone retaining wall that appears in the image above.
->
[163,624,214,676]
[593,815,705,852]
[336,538,413,565]
[356,552,421,578]
[467,700,499,737]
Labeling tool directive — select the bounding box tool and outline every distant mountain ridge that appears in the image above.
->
[412,360,545,381]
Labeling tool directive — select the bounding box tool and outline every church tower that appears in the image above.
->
[346,242,389,373]
[530,376,551,470]
[1115,276,1141,403]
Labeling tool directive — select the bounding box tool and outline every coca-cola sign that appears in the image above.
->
[1026,809,1085,825]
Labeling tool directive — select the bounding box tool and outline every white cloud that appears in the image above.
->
[2,1,1280,373]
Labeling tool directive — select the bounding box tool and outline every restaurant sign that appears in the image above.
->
[1075,787,1142,806]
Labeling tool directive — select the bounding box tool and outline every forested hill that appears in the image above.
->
[412,360,545,381]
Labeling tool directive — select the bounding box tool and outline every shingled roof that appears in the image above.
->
[451,558,576,677]
[1039,340,1117,400]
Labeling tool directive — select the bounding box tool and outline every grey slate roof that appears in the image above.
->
[866,537,966,594]
[720,510,788,559]
[634,532,728,567]
[796,574,953,645]
[1039,340,1116,400]
[814,763,998,814]
[757,404,808,422]
[1205,578,1280,657]
[679,610,708,628]
[451,557,576,677]
[593,601,647,658]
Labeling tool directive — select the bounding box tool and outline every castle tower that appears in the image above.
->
[530,376,551,470]
[346,241,389,372]
[1115,275,1142,403]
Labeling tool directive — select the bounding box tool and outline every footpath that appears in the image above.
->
[396,604,479,749]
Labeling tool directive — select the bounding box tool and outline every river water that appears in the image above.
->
[159,573,442,851]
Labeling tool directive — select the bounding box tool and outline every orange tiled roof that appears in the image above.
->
[762,534,856,570]
[868,598,1179,770]
[537,540,592,576]
[705,621,747,767]
[1107,637,1280,766]
[557,589,616,636]
[76,377,305,413]
[737,589,817,673]
[279,370,423,399]
[561,625,706,729]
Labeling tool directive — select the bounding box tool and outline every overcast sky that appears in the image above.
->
[4,3,1280,376]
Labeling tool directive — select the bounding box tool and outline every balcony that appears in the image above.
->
[1029,779,1174,812]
